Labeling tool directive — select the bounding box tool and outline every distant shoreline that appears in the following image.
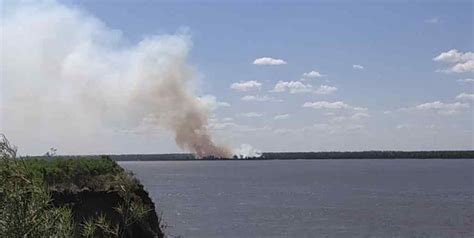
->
[116,158,474,162]
[27,151,473,161]
[113,151,474,161]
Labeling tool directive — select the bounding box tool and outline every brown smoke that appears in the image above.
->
[1,1,231,157]
[129,46,232,158]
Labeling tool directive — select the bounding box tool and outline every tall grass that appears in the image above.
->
[0,134,74,237]
[0,134,159,237]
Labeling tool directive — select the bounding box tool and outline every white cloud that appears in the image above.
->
[433,49,474,73]
[209,122,239,130]
[271,81,336,95]
[302,70,324,78]
[274,114,290,120]
[351,112,370,120]
[302,101,367,111]
[451,60,474,73]
[415,101,469,115]
[457,78,474,84]
[230,80,262,92]
[306,123,365,134]
[433,49,473,63]
[271,80,312,93]
[209,117,270,136]
[329,112,369,123]
[199,95,230,111]
[303,101,355,110]
[353,64,364,70]
[330,116,347,123]
[241,112,263,118]
[396,124,411,130]
[315,84,337,95]
[396,124,441,131]
[273,122,367,136]
[424,17,439,24]
[456,93,474,101]
[253,57,287,65]
[241,95,281,102]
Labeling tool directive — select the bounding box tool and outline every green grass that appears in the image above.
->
[20,156,127,191]
[1,134,162,238]
[1,155,162,237]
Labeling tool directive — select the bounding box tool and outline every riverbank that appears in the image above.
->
[0,154,164,237]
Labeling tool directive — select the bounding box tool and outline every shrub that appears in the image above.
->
[0,134,161,237]
[0,134,74,237]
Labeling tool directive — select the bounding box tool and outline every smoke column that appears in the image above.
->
[0,1,231,157]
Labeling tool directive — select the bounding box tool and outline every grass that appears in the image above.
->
[21,156,127,191]
[0,135,163,238]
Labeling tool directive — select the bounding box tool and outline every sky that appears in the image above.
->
[1,0,473,155]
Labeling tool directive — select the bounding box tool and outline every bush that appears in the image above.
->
[0,134,74,237]
[22,156,125,191]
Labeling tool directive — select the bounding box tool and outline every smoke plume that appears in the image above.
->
[234,144,262,158]
[0,1,231,157]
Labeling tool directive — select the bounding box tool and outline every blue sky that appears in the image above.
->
[1,1,473,155]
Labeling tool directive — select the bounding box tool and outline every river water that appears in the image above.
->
[120,159,474,238]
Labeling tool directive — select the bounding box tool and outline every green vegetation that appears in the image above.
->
[0,135,74,237]
[0,171,73,237]
[23,156,126,191]
[0,135,163,238]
